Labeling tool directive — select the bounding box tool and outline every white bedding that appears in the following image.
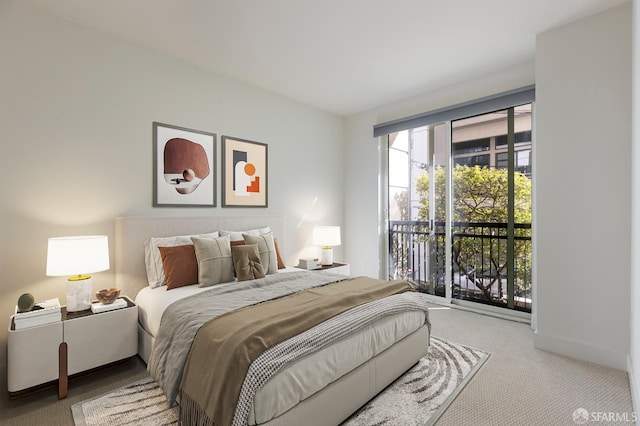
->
[135,267,301,337]
[137,270,427,424]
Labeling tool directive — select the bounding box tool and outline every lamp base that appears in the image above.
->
[320,247,333,266]
[67,275,93,312]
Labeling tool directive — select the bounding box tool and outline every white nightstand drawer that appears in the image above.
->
[7,321,63,392]
[65,298,137,375]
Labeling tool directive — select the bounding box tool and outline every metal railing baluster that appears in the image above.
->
[389,220,532,313]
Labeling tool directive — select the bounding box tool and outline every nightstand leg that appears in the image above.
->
[58,342,68,399]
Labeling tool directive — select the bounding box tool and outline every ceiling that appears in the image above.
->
[23,0,630,116]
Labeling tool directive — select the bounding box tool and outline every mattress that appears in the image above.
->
[138,272,429,425]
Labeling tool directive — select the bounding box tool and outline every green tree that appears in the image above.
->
[415,165,532,301]
[416,165,531,223]
[390,190,409,221]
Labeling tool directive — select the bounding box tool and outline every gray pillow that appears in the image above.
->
[242,232,278,274]
[191,235,234,287]
[231,244,265,281]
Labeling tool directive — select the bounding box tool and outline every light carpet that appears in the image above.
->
[71,336,488,426]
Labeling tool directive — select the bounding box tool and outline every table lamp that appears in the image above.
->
[313,226,341,266]
[46,235,110,312]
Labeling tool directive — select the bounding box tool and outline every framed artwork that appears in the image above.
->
[153,122,216,207]
[222,136,268,207]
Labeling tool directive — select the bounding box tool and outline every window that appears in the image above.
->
[454,154,490,167]
[495,131,531,148]
[380,86,534,315]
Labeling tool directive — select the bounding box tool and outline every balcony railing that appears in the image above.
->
[389,220,532,313]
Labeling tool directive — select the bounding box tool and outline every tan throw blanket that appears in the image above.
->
[149,271,343,404]
[179,277,414,426]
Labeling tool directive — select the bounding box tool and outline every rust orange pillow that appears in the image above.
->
[274,238,286,269]
[158,245,198,290]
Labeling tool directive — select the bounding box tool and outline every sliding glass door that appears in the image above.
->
[387,103,532,313]
[450,105,532,311]
[388,122,448,298]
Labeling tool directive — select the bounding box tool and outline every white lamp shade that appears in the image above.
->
[46,235,110,277]
[313,226,341,247]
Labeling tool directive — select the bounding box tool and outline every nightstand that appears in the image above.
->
[310,262,350,275]
[7,296,137,399]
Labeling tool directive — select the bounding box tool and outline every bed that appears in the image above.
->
[115,216,430,426]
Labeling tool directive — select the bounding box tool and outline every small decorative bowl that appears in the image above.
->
[96,288,121,305]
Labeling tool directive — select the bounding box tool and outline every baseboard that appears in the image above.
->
[421,295,531,324]
[628,354,640,417]
[533,331,627,371]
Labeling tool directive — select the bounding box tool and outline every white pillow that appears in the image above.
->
[144,231,218,288]
[219,226,271,242]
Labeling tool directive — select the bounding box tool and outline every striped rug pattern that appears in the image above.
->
[71,378,178,426]
[72,337,488,426]
[343,336,490,426]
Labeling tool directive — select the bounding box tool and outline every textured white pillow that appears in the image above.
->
[144,231,218,288]
[219,227,271,242]
[242,232,278,275]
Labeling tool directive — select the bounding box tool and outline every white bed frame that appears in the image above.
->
[115,215,429,426]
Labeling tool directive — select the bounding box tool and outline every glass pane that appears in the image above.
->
[516,149,532,177]
[389,187,408,221]
[389,148,408,188]
[388,124,446,298]
[389,130,408,151]
[450,105,532,311]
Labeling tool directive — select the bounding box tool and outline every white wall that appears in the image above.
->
[630,0,640,413]
[344,1,633,374]
[0,1,344,393]
[534,4,632,370]
[344,62,535,278]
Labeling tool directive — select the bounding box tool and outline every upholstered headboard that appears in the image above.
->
[115,216,285,298]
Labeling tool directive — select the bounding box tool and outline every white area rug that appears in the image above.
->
[71,377,178,426]
[343,336,490,426]
[71,336,488,426]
